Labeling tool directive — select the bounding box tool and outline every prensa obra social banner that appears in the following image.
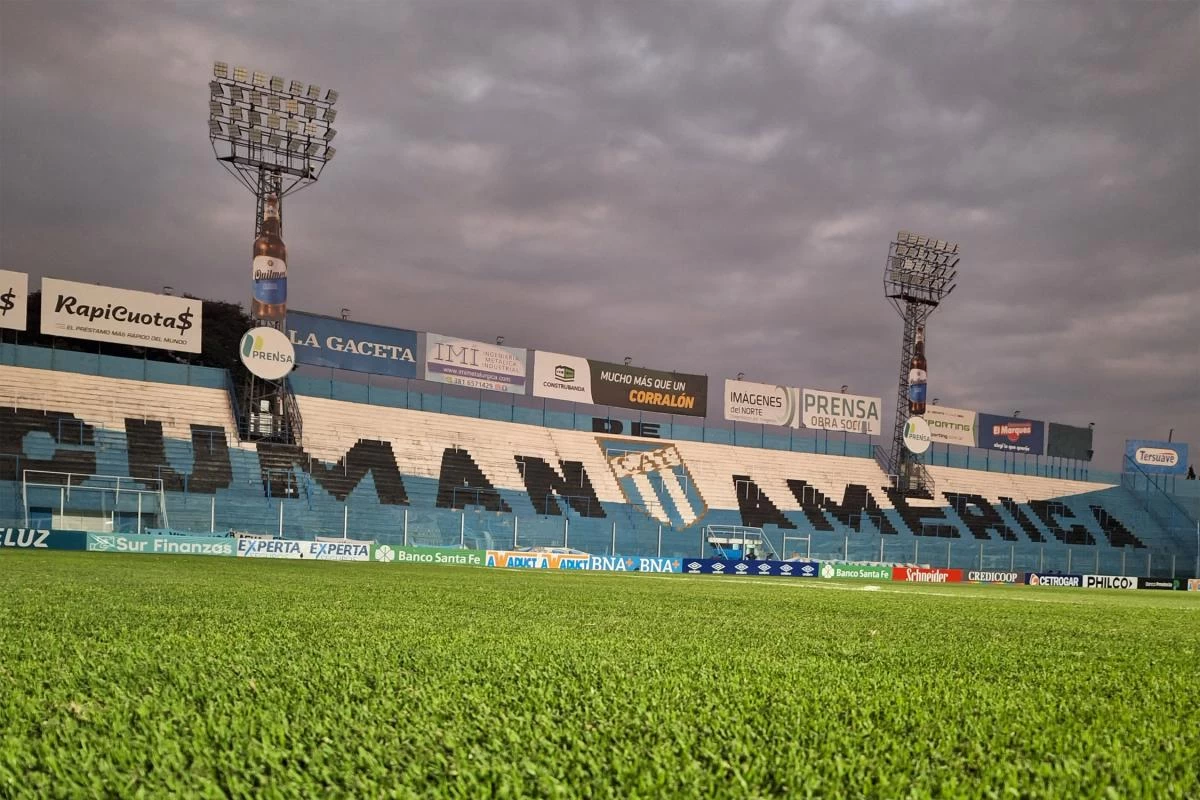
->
[40,277,202,353]
[723,379,801,428]
[424,333,528,395]
[286,311,418,378]
[800,388,882,435]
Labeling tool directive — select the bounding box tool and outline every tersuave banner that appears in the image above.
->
[977,413,1045,455]
[800,389,882,435]
[0,269,29,331]
[287,311,418,378]
[925,405,977,447]
[424,333,528,394]
[41,278,202,353]
[532,351,708,417]
[1123,439,1188,476]
[723,379,801,428]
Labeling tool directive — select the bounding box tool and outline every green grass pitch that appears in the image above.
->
[1,551,1198,798]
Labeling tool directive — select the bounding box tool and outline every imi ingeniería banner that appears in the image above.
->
[533,351,708,417]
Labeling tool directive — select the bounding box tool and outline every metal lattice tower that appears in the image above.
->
[882,230,960,493]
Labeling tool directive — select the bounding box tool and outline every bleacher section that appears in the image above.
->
[0,358,1194,576]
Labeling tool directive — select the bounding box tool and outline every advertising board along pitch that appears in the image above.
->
[1081,574,1138,590]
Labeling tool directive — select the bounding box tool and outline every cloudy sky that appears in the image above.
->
[1,0,1197,470]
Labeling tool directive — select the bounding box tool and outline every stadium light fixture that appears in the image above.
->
[341,308,351,320]
[270,75,284,92]
[324,146,336,160]
[306,84,320,100]
[737,372,744,380]
[496,336,505,345]
[624,357,632,366]
[1013,410,1021,418]
[325,89,339,103]
[213,62,228,79]
[840,385,848,393]
[324,128,337,142]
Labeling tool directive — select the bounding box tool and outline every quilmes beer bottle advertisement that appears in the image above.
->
[908,325,928,416]
[252,193,287,321]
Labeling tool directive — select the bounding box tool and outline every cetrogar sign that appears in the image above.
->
[41,278,202,353]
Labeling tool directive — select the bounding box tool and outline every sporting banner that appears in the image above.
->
[1046,422,1094,461]
[800,389,882,435]
[532,351,594,403]
[723,379,801,428]
[589,361,708,417]
[1025,572,1083,587]
[424,334,528,394]
[0,269,29,331]
[977,413,1045,455]
[926,406,977,447]
[682,559,819,577]
[1123,440,1188,476]
[0,528,86,551]
[819,562,892,580]
[287,312,418,378]
[40,278,202,353]
[86,533,234,557]
[1082,574,1138,590]
[372,545,485,566]
[891,566,963,583]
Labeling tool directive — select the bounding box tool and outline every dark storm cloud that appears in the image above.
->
[1,0,1196,469]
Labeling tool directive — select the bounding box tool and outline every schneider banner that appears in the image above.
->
[1124,440,1188,476]
[977,413,1045,455]
[87,533,234,557]
[41,278,202,353]
[287,312,418,378]
[892,566,964,583]
[723,379,801,428]
[926,405,978,447]
[0,269,29,331]
[424,333,528,394]
[801,389,882,435]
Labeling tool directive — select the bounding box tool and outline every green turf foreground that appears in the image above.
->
[1,551,1197,798]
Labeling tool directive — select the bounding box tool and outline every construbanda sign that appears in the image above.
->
[926,405,978,447]
[977,413,1045,455]
[532,352,708,417]
[723,379,801,428]
[801,389,882,435]
[424,334,528,395]
[286,312,418,378]
[41,278,202,353]
[0,269,29,331]
[86,533,234,557]
[532,351,594,404]
[1124,440,1188,477]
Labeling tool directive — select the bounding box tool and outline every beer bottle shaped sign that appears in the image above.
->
[908,326,928,416]
[251,194,287,321]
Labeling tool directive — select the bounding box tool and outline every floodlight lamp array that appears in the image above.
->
[883,229,960,308]
[208,61,341,186]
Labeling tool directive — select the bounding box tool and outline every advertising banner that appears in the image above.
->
[965,570,1022,584]
[532,351,594,404]
[723,379,802,428]
[485,550,590,569]
[977,413,1046,455]
[0,528,86,551]
[1123,440,1188,476]
[1046,423,1094,461]
[891,566,964,583]
[240,327,295,380]
[86,533,234,557]
[1137,577,1186,591]
[1025,572,1083,587]
[372,544,485,566]
[819,562,892,580]
[41,278,203,353]
[235,538,371,561]
[681,559,819,577]
[1188,579,1200,592]
[801,389,882,435]
[286,312,418,378]
[926,406,978,447]
[1082,574,1138,590]
[0,269,29,331]
[589,361,708,417]
[424,334,528,394]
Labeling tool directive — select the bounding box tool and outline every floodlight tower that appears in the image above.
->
[207,62,340,442]
[882,231,960,493]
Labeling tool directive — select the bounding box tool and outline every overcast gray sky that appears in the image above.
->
[1,0,1197,471]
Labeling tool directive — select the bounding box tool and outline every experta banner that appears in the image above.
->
[724,379,801,428]
[1047,422,1094,461]
[801,389,882,435]
[41,278,202,353]
[236,539,371,561]
[926,406,978,447]
[532,351,594,403]
[977,413,1045,455]
[424,334,528,394]
[287,312,418,378]
[589,361,708,417]
[1123,440,1188,476]
[0,269,29,331]
[86,533,234,557]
